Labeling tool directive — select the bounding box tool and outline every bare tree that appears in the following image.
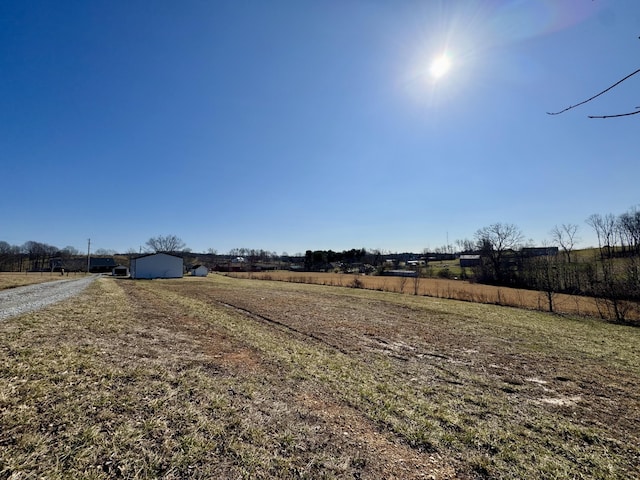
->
[0,243,24,271]
[0,241,14,271]
[145,235,186,254]
[618,206,640,255]
[584,211,640,322]
[455,238,476,253]
[94,248,116,256]
[586,214,605,253]
[475,223,524,284]
[551,224,580,263]
[22,241,54,271]
[586,214,617,259]
[61,245,79,256]
[525,245,560,313]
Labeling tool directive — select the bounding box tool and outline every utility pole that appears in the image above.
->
[87,238,91,274]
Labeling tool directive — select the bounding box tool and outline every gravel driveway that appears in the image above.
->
[0,275,98,321]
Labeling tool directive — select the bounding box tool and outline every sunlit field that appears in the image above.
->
[230,270,620,319]
[1,274,638,479]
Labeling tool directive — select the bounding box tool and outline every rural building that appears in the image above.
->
[89,257,117,273]
[406,260,426,267]
[112,265,129,276]
[459,255,481,268]
[191,265,208,277]
[382,269,418,277]
[130,253,183,279]
[521,247,559,257]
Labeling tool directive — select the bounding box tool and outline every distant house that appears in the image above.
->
[521,247,559,257]
[90,257,117,273]
[130,253,183,279]
[406,260,426,267]
[459,255,481,268]
[191,265,208,277]
[382,270,418,277]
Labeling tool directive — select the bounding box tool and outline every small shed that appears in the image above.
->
[191,265,209,277]
[112,265,129,276]
[130,253,183,279]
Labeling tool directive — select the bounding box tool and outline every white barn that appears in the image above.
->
[130,253,183,279]
[191,265,209,277]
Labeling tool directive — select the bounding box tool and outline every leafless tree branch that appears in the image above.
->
[547,67,640,116]
[588,108,640,119]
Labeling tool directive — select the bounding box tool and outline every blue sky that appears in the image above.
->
[1,1,638,255]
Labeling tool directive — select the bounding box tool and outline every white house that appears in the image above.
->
[130,253,183,279]
[406,260,426,267]
[191,265,208,277]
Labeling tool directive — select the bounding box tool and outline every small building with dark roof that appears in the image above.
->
[459,255,481,268]
[90,257,117,273]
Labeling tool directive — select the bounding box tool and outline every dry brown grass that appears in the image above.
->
[1,274,638,479]
[231,270,631,319]
[0,271,86,290]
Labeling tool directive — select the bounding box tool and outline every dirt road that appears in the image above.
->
[0,275,97,321]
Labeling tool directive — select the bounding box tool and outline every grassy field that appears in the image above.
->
[1,274,638,479]
[231,270,621,319]
[0,272,86,290]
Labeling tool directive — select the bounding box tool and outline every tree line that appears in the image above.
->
[0,234,190,272]
[292,208,640,322]
[465,207,640,323]
[3,208,639,322]
[0,241,80,272]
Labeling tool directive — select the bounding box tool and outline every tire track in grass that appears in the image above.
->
[149,277,640,479]
[127,280,463,479]
[218,300,352,356]
[140,283,494,472]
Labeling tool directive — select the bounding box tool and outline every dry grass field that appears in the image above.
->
[1,274,639,479]
[232,270,640,320]
[0,272,85,290]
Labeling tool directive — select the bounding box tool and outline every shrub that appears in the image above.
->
[437,268,452,279]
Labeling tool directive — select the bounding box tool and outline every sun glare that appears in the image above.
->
[429,54,451,80]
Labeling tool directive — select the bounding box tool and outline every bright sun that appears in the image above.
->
[429,54,451,80]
